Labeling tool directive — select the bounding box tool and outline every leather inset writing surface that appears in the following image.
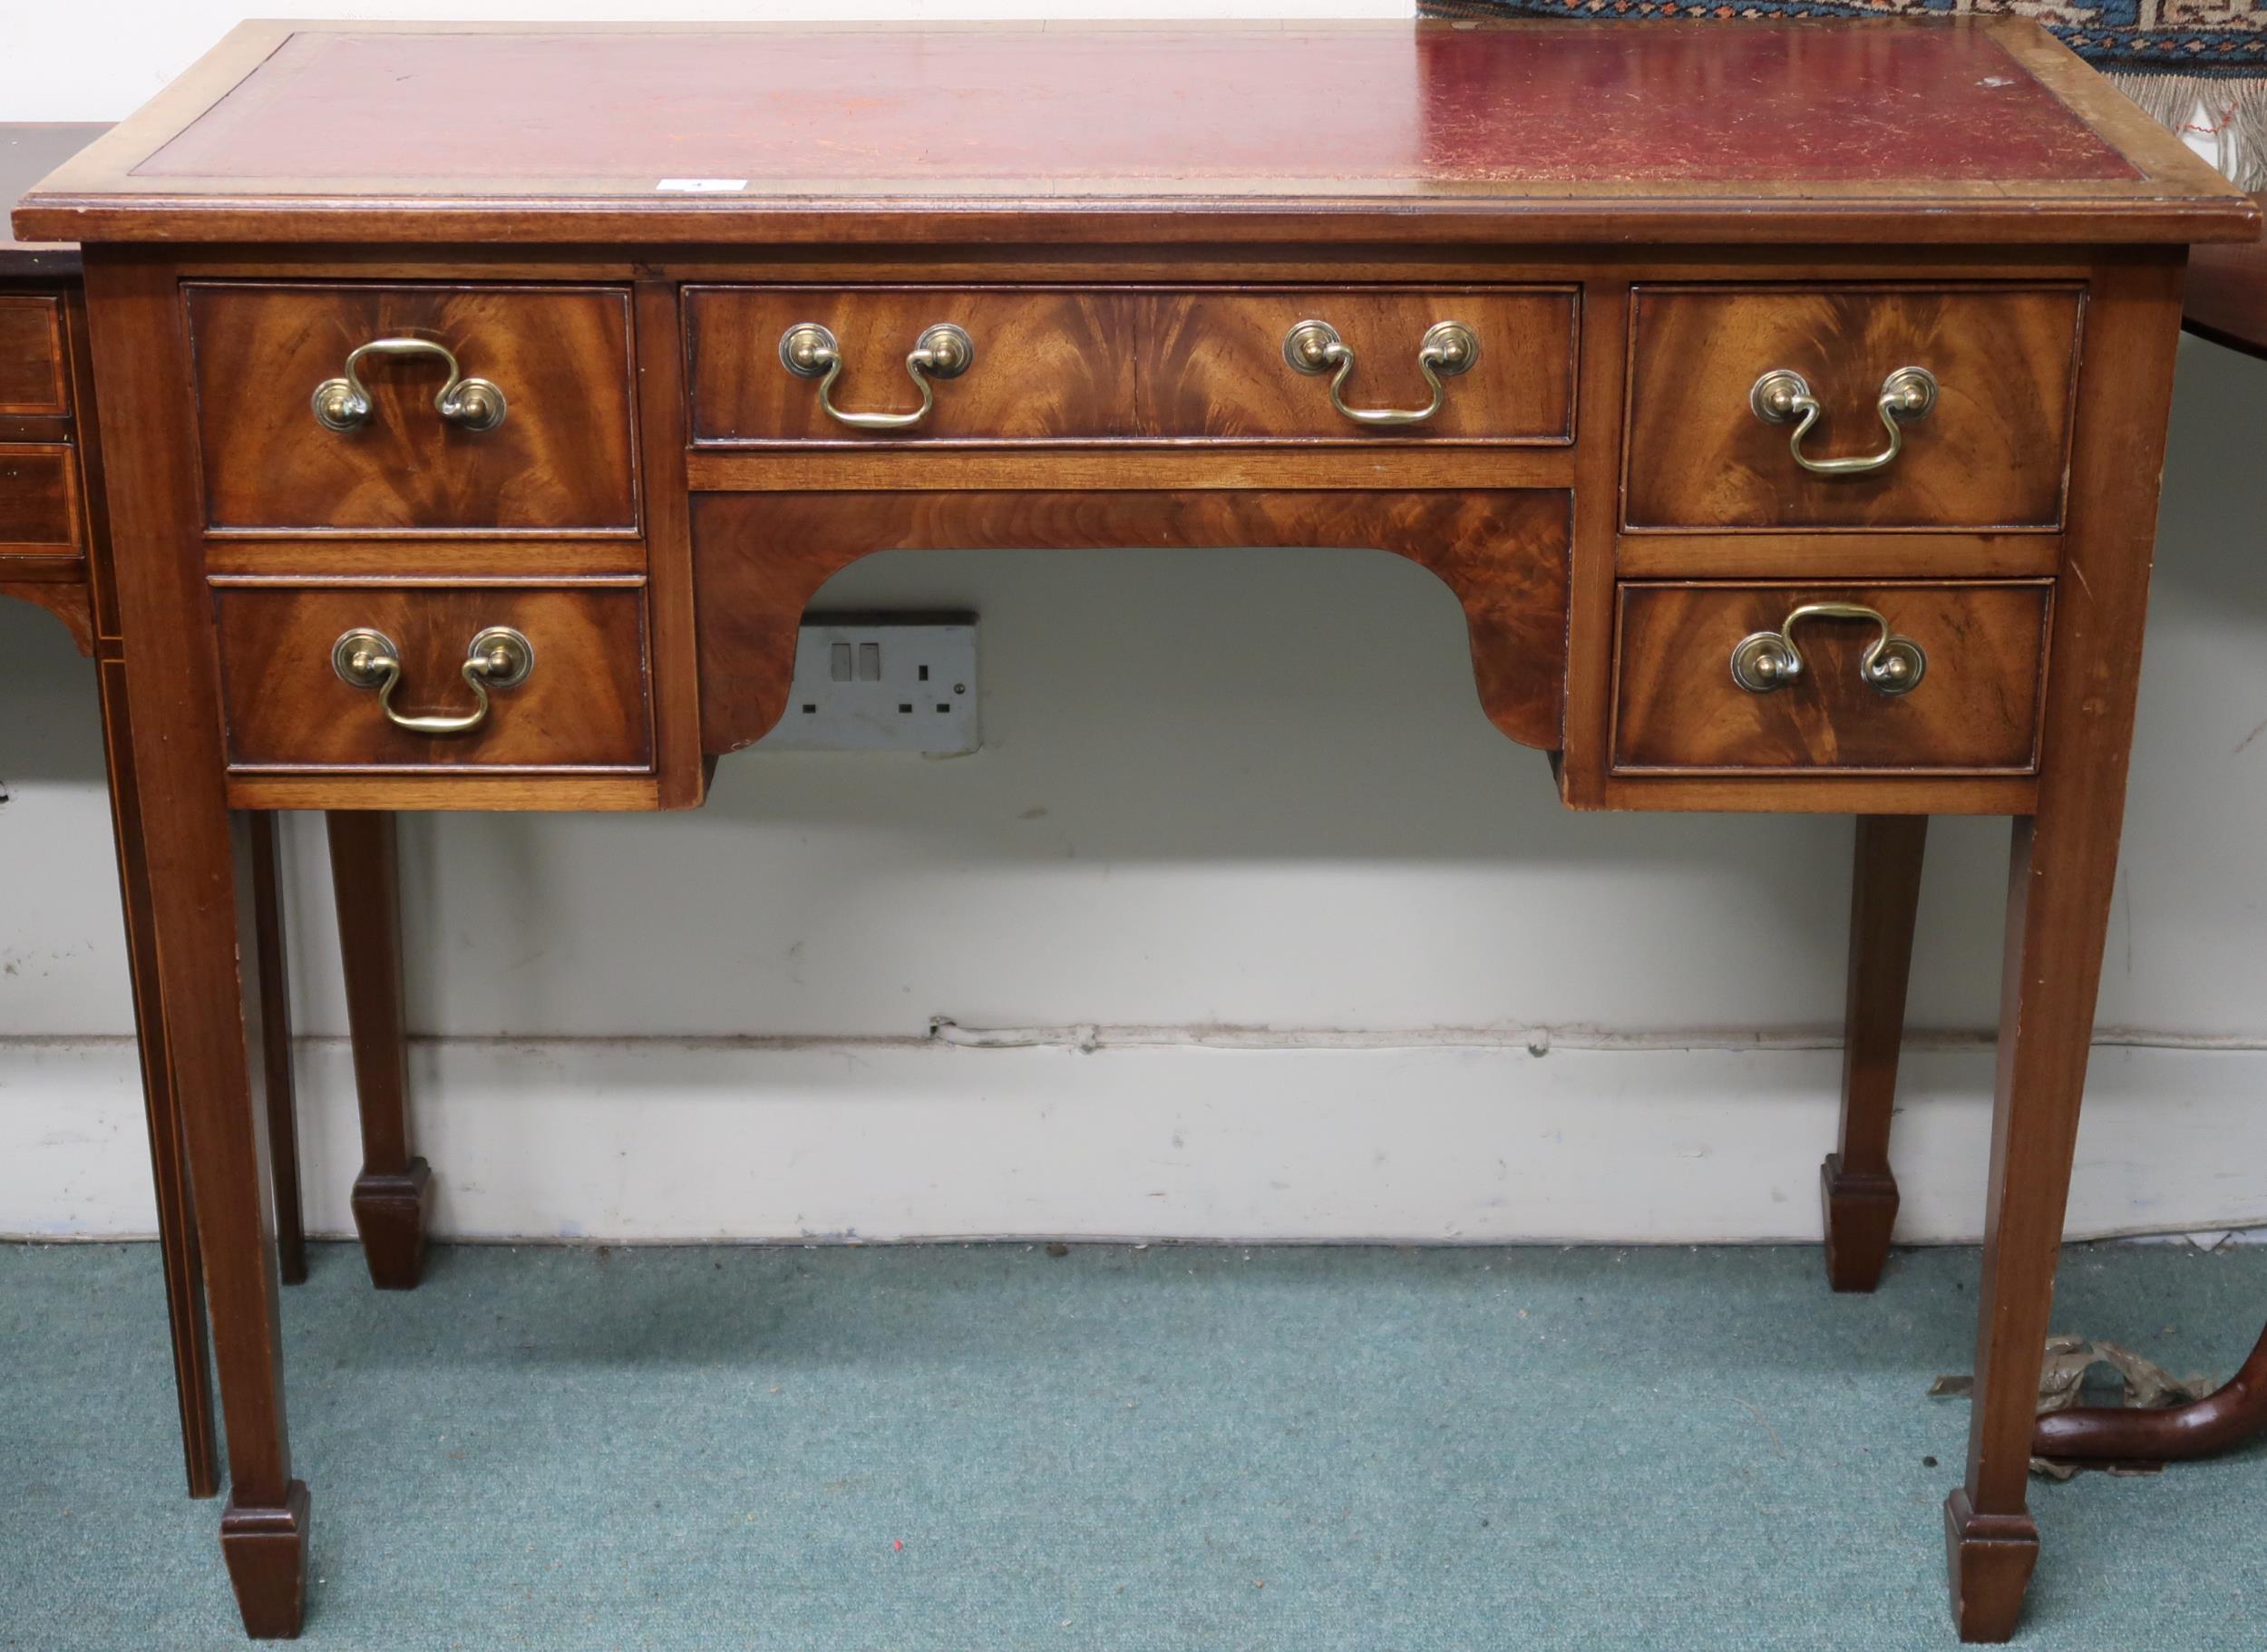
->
[132,23,2135,193]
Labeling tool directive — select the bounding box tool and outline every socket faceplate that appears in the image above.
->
[757,617,980,754]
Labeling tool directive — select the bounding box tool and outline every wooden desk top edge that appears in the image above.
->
[13,16,2257,248]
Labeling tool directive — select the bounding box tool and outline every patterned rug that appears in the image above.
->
[1416,1,2267,183]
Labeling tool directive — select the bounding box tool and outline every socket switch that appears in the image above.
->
[757,616,980,754]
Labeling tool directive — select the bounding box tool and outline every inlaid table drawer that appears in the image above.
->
[214,583,652,772]
[0,442,82,556]
[186,283,639,532]
[686,285,1575,444]
[0,294,69,415]
[1611,579,2051,774]
[1623,286,2082,530]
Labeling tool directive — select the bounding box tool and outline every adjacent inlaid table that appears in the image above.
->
[12,18,2256,1641]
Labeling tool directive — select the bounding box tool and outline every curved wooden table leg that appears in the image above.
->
[2034,1322,2267,1463]
[328,811,430,1290]
[1824,813,1926,1293]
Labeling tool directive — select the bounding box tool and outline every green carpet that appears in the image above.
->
[4,1239,2262,1649]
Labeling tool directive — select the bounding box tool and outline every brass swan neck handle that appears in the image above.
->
[332,627,535,735]
[1729,601,1926,696]
[312,336,508,433]
[1749,365,1937,477]
[778,321,975,431]
[1282,318,1479,427]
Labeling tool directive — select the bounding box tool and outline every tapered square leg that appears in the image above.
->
[327,812,430,1289]
[248,813,307,1287]
[220,1480,312,1640]
[1824,813,1926,1294]
[1944,814,2120,1645]
[1943,1489,2038,1645]
[1820,1153,1901,1293]
[89,254,312,1640]
[351,1158,433,1290]
[1941,257,2183,1644]
[95,656,220,1497]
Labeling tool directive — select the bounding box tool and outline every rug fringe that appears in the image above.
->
[2227,83,2267,191]
[2111,73,2267,190]
[2109,71,2200,131]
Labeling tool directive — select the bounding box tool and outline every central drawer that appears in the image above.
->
[686,285,1577,445]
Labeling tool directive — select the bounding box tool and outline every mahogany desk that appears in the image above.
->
[14,17,2257,1642]
[2,123,430,1501]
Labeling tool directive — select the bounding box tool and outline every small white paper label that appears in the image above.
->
[656,178,748,193]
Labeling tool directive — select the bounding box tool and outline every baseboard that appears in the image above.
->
[5,1035,2263,1244]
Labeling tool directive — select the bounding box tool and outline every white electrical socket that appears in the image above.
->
[757,616,980,754]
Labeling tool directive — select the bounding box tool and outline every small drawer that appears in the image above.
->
[187,283,639,532]
[0,295,69,415]
[689,287,1134,444]
[686,285,1574,444]
[0,442,83,556]
[1623,286,2081,530]
[1611,580,2050,774]
[1145,287,1575,443]
[214,583,652,772]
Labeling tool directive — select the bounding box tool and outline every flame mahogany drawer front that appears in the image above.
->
[1611,580,2053,774]
[184,283,640,532]
[685,285,1578,444]
[1622,286,2084,530]
[213,583,654,772]
[0,294,69,415]
[0,442,81,556]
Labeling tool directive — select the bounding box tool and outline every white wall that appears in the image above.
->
[5,5,2266,1243]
